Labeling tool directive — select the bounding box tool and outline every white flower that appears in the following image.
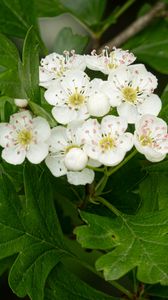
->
[108,64,160,124]
[45,122,94,185]
[44,70,90,124]
[77,115,133,166]
[134,115,168,162]
[14,98,28,108]
[0,111,50,165]
[44,71,121,124]
[39,51,86,88]
[85,47,136,75]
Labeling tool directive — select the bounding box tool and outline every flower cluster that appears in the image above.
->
[0,47,168,185]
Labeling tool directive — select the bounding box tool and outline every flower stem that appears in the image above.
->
[96,196,123,217]
[107,149,137,177]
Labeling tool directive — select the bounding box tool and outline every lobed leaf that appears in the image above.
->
[75,210,168,285]
[0,163,69,300]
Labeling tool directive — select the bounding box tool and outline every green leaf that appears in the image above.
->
[22,26,40,103]
[53,28,89,54]
[0,0,39,38]
[0,33,25,98]
[160,84,168,122]
[45,263,117,300]
[29,101,57,127]
[0,96,17,122]
[124,20,168,74]
[144,160,168,210]
[35,0,106,28]
[61,0,107,28]
[75,211,168,284]
[139,174,159,214]
[0,163,69,300]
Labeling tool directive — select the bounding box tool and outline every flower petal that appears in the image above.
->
[118,133,133,151]
[138,94,162,117]
[26,143,48,164]
[44,81,67,106]
[0,124,13,147]
[2,146,26,165]
[100,148,125,166]
[67,168,95,185]
[101,115,128,136]
[45,155,67,177]
[52,106,77,125]
[48,126,68,152]
[33,117,51,142]
[117,103,139,124]
[9,111,33,129]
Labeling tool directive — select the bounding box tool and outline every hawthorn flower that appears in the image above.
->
[85,47,136,75]
[0,111,50,165]
[134,115,168,162]
[44,70,122,124]
[45,122,94,185]
[107,64,161,124]
[44,70,90,124]
[39,51,86,88]
[77,115,133,166]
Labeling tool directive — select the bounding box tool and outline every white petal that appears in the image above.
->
[44,81,66,106]
[135,115,167,136]
[77,118,101,144]
[68,54,86,71]
[61,70,90,93]
[101,115,128,136]
[130,64,158,92]
[118,133,133,151]
[9,111,33,129]
[0,123,12,147]
[67,168,95,185]
[145,152,166,162]
[101,81,122,106]
[45,155,67,177]
[52,106,77,125]
[64,148,88,171]
[47,126,67,152]
[138,94,162,116]
[117,103,139,124]
[87,158,102,167]
[2,146,26,165]
[26,143,48,164]
[32,117,50,142]
[108,66,131,87]
[100,149,125,166]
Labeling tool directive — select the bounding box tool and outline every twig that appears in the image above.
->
[98,1,166,51]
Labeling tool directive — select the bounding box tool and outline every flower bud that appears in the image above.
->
[87,93,110,117]
[64,148,88,171]
[14,98,28,108]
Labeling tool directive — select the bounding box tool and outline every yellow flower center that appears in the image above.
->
[68,91,85,107]
[139,134,153,146]
[122,86,138,103]
[99,135,115,151]
[17,129,32,146]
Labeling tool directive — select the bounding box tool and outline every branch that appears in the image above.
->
[98,1,166,52]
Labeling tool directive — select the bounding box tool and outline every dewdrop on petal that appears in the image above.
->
[14,98,28,108]
[64,147,88,171]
